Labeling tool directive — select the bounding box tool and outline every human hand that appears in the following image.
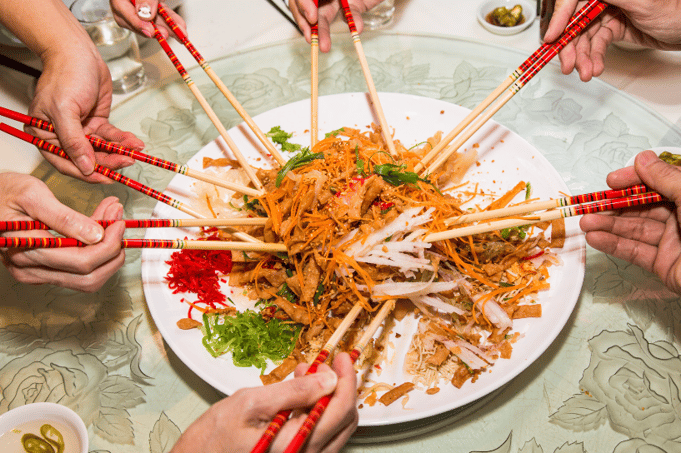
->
[580,150,681,294]
[28,28,142,183]
[544,0,681,81]
[170,352,359,453]
[289,0,384,52]
[0,173,126,292]
[110,0,187,40]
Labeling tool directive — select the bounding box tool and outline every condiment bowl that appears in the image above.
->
[0,403,88,453]
[477,0,536,35]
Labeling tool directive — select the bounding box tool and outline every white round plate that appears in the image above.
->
[625,146,681,167]
[141,92,585,427]
[477,0,536,35]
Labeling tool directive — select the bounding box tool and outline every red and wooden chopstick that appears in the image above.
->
[151,24,264,190]
[0,217,268,232]
[0,106,261,197]
[250,302,365,453]
[0,122,207,220]
[445,184,650,226]
[417,0,607,174]
[0,236,287,252]
[338,0,397,157]
[310,0,319,147]
[282,300,396,453]
[154,4,287,166]
[426,191,665,243]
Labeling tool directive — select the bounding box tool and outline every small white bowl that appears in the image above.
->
[0,403,88,453]
[477,0,536,36]
[625,147,681,167]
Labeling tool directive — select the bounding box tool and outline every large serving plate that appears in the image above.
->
[141,92,585,427]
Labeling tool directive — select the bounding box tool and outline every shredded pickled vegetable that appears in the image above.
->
[202,310,300,373]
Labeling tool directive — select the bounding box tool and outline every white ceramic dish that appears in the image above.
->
[624,146,681,167]
[0,403,88,453]
[141,92,586,427]
[477,0,536,35]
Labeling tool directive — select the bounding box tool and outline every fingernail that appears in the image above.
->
[636,150,656,166]
[317,371,338,393]
[75,155,95,175]
[137,4,153,19]
[83,224,104,244]
[141,28,153,38]
[115,203,124,220]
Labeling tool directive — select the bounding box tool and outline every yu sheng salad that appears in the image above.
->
[165,124,564,405]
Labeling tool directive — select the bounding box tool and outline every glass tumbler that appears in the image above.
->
[70,0,146,94]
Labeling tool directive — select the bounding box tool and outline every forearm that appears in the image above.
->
[0,0,97,63]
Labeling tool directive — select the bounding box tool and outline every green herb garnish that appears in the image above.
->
[325,127,345,138]
[275,147,323,186]
[355,145,367,177]
[372,162,430,187]
[276,282,298,303]
[201,310,300,373]
[525,182,532,200]
[500,226,527,240]
[267,126,302,153]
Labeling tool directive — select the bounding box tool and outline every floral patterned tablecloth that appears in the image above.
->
[2,33,681,453]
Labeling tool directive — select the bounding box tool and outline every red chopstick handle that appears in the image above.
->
[250,349,332,453]
[562,184,649,207]
[339,0,358,34]
[516,2,607,89]
[153,24,191,79]
[570,192,664,216]
[281,347,363,453]
[519,0,601,72]
[0,237,84,248]
[0,219,182,232]
[157,4,207,66]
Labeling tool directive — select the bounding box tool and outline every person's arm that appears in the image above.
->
[0,173,126,292]
[580,150,681,294]
[110,0,186,40]
[544,0,681,81]
[289,0,384,52]
[0,0,143,181]
[170,353,359,453]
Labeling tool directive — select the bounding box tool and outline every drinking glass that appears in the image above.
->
[361,0,395,30]
[70,0,146,94]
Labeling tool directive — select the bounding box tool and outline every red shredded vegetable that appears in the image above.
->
[165,233,233,313]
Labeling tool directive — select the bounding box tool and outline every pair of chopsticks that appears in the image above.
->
[0,106,261,197]
[415,0,608,175]
[307,0,396,153]
[0,121,205,219]
[425,186,664,243]
[147,2,289,186]
[0,217,268,231]
[0,217,279,252]
[0,236,285,252]
[251,300,396,453]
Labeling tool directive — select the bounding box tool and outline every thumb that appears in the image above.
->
[254,370,338,417]
[634,150,681,203]
[23,183,104,244]
[52,113,97,176]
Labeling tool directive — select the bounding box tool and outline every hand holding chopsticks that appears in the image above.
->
[0,106,262,197]
[282,300,396,453]
[416,0,607,175]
